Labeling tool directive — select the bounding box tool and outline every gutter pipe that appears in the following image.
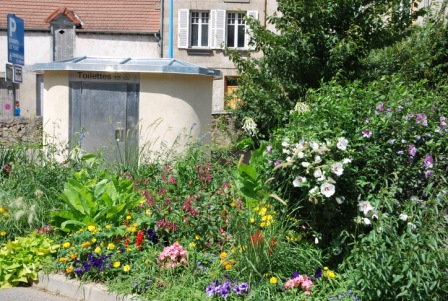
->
[168,0,173,58]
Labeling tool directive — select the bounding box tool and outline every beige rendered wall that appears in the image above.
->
[42,71,69,159]
[139,73,213,158]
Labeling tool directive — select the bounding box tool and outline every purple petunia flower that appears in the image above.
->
[423,154,434,169]
[362,129,372,138]
[389,139,396,144]
[377,103,384,112]
[397,105,403,112]
[408,145,417,156]
[440,116,447,128]
[291,272,300,279]
[266,145,272,154]
[425,170,432,179]
[386,108,393,113]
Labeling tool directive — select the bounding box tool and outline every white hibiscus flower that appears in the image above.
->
[358,201,374,216]
[320,182,335,197]
[331,162,344,176]
[337,137,348,150]
[293,176,307,187]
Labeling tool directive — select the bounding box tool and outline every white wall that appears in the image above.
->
[76,33,159,58]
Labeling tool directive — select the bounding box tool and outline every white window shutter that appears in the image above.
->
[245,10,258,50]
[211,10,226,49]
[178,9,189,48]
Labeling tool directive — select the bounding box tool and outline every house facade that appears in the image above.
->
[161,0,273,113]
[0,1,161,118]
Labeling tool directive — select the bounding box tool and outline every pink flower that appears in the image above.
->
[362,129,372,138]
[416,113,428,126]
[423,154,434,169]
[408,145,417,156]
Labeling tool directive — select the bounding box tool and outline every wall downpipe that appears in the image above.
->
[160,0,164,58]
[168,0,173,58]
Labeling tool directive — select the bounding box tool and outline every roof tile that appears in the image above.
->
[0,0,160,33]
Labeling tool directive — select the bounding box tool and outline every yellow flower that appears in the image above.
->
[91,238,97,243]
[0,231,6,236]
[81,241,91,248]
[323,266,329,271]
[107,243,116,250]
[87,225,96,232]
[146,209,152,216]
[195,235,201,240]
[76,228,83,234]
[254,206,259,212]
[130,227,137,233]
[260,222,266,227]
[229,259,235,265]
[140,199,146,205]
[105,225,111,229]
[126,215,132,220]
[65,266,73,273]
[94,247,101,253]
[270,277,278,284]
[113,261,121,268]
[259,207,267,216]
[219,252,228,259]
[0,208,4,214]
[189,242,196,248]
[249,218,255,223]
[225,264,232,270]
[230,202,236,207]
[70,253,77,259]
[123,265,131,272]
[63,242,71,248]
[327,271,336,279]
[59,257,69,262]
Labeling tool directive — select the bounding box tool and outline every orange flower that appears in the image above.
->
[250,230,264,245]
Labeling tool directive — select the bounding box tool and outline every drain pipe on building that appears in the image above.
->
[168,0,173,58]
[159,0,164,58]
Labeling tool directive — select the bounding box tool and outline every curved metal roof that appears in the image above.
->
[32,57,222,79]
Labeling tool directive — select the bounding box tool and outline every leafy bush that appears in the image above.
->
[51,168,143,232]
[341,190,448,300]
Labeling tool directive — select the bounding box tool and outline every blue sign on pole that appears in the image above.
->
[7,14,25,66]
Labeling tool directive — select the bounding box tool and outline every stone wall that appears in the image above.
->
[0,117,43,146]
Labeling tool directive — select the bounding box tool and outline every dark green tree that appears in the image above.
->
[227,0,424,139]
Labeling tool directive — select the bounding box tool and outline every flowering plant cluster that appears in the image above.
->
[158,242,188,268]
[134,160,243,249]
[205,277,249,298]
[280,137,351,203]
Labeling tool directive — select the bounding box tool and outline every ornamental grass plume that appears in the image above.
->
[158,242,188,268]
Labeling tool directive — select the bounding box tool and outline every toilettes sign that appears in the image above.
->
[70,71,139,83]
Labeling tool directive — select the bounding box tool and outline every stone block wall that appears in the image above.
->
[0,117,43,146]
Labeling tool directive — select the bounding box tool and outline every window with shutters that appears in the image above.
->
[178,9,258,50]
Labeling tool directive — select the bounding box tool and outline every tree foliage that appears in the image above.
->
[227,0,423,137]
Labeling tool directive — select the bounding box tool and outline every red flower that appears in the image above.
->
[136,230,144,250]
[124,235,130,246]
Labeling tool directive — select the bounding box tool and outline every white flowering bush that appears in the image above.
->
[278,137,352,204]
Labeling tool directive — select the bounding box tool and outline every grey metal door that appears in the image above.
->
[69,81,139,165]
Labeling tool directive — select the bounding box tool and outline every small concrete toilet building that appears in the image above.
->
[32,57,221,162]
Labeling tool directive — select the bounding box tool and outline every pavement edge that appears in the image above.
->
[33,273,138,301]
